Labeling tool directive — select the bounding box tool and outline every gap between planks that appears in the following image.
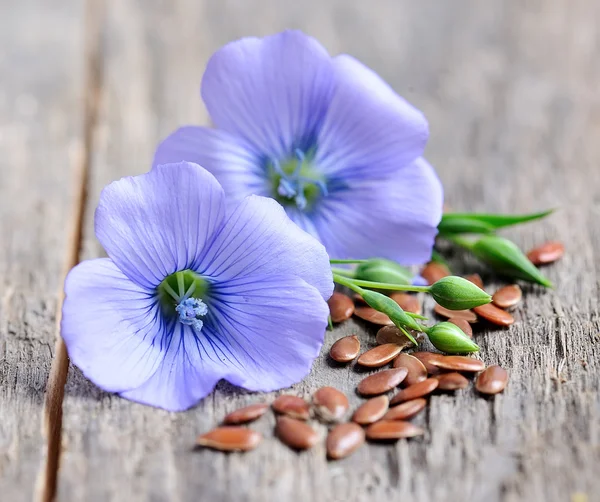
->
[35,1,105,501]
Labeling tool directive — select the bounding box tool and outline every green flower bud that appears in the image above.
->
[426,322,480,354]
[429,276,491,310]
[354,259,413,288]
[471,235,553,287]
[360,289,421,342]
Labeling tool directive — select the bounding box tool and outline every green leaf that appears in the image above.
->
[439,209,554,235]
[438,216,496,235]
[470,235,553,287]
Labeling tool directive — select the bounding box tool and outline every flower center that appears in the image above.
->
[269,149,327,210]
[157,270,209,331]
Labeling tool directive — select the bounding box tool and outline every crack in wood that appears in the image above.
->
[35,1,104,500]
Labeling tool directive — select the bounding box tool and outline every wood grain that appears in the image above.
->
[16,0,600,500]
[0,1,86,501]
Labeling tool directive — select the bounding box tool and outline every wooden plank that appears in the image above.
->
[0,1,86,501]
[58,1,600,501]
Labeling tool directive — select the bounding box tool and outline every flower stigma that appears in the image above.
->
[175,298,208,331]
[157,269,210,331]
[269,149,327,210]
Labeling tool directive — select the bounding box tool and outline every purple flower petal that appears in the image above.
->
[314,157,443,264]
[95,162,226,290]
[61,258,165,393]
[119,322,230,411]
[153,126,268,206]
[315,54,429,179]
[199,195,333,301]
[208,274,329,392]
[201,30,335,159]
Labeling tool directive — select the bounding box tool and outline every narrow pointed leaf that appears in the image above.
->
[439,209,554,235]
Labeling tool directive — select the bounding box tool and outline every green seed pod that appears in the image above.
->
[360,290,421,341]
[471,235,553,287]
[429,276,491,310]
[354,259,413,288]
[426,322,480,354]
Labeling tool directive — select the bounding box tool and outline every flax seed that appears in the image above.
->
[526,241,564,265]
[276,416,319,450]
[222,403,268,425]
[473,303,514,326]
[272,395,310,420]
[357,368,408,396]
[357,344,403,368]
[476,365,508,395]
[393,353,428,386]
[312,387,349,422]
[492,285,522,309]
[326,423,365,460]
[390,378,439,405]
[196,427,262,452]
[328,292,355,323]
[352,395,389,425]
[330,335,360,363]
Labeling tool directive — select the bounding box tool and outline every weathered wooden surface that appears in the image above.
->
[0,1,86,501]
[1,0,599,500]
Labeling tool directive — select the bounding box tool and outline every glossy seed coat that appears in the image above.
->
[434,372,469,390]
[357,368,408,396]
[376,326,415,349]
[329,335,361,363]
[326,423,365,460]
[196,427,262,452]
[312,387,349,422]
[476,365,509,394]
[357,344,403,368]
[354,306,393,326]
[393,353,428,386]
[421,262,451,285]
[390,293,421,314]
[431,355,485,372]
[352,395,389,425]
[222,403,269,425]
[276,417,319,450]
[366,420,424,440]
[434,304,478,322]
[448,317,473,338]
[272,395,310,420]
[474,303,515,326]
[390,378,439,405]
[411,352,445,375]
[382,398,427,420]
[328,292,355,323]
[526,241,564,265]
[492,285,523,309]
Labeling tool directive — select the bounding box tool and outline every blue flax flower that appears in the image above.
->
[61,162,333,411]
[155,30,443,265]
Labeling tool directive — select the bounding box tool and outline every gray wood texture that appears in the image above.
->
[1,0,598,501]
[0,1,86,501]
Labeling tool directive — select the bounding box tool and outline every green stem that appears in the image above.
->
[342,277,430,293]
[332,274,364,294]
[329,259,368,264]
[446,234,476,251]
[330,267,356,278]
